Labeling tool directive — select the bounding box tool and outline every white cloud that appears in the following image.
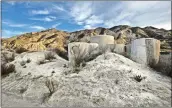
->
[52,23,61,28]
[2,21,28,27]
[30,16,56,22]
[30,9,50,15]
[83,25,92,29]
[7,1,16,5]
[69,1,171,30]
[53,5,65,12]
[70,2,93,22]
[30,26,45,30]
[85,15,103,25]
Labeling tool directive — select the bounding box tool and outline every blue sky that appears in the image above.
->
[2,1,171,38]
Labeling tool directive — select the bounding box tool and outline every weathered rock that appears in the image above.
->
[90,35,115,53]
[2,26,171,53]
[131,38,160,66]
[125,44,131,57]
[90,35,114,47]
[113,44,125,54]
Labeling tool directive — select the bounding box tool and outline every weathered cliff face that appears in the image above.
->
[1,25,171,53]
[1,28,69,53]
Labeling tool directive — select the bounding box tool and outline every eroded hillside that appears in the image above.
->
[2,25,172,53]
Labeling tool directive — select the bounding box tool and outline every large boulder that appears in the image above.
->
[130,38,160,66]
[113,44,125,54]
[90,35,115,53]
[90,35,114,48]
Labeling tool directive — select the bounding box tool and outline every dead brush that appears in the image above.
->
[26,58,31,63]
[44,51,56,61]
[45,79,55,96]
[2,52,15,63]
[70,45,87,73]
[1,63,15,75]
[20,60,26,66]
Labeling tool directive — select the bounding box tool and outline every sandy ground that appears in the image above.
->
[1,51,171,107]
[1,93,44,107]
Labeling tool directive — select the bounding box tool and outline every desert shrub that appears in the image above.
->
[48,48,68,60]
[26,58,31,63]
[15,47,28,54]
[70,45,87,73]
[44,51,56,61]
[86,51,102,62]
[2,52,15,63]
[134,75,143,82]
[99,45,108,59]
[45,79,55,95]
[152,53,172,77]
[20,60,26,66]
[1,63,15,75]
[20,87,27,94]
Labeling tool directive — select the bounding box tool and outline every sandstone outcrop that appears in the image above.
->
[131,38,160,66]
[1,26,171,53]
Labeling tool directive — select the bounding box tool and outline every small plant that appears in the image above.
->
[26,58,31,63]
[70,45,87,73]
[23,65,27,68]
[45,79,55,95]
[115,79,119,84]
[45,52,56,61]
[134,75,144,82]
[20,60,26,66]
[20,87,27,94]
[99,45,108,60]
[2,52,15,63]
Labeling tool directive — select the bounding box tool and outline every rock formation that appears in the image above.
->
[1,25,171,54]
[130,38,160,66]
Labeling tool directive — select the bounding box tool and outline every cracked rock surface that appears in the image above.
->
[1,51,171,107]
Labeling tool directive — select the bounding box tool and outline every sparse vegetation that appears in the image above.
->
[115,79,119,84]
[15,47,28,54]
[152,53,172,77]
[26,58,31,63]
[70,45,87,73]
[20,87,27,94]
[1,63,15,75]
[45,79,55,96]
[20,60,26,66]
[2,52,15,63]
[99,45,108,59]
[44,51,56,61]
[134,75,144,82]
[48,48,68,60]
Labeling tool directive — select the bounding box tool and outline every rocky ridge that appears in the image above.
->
[1,25,172,53]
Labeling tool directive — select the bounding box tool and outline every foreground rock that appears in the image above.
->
[1,52,171,107]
